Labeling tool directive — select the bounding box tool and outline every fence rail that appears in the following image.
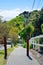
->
[31,43,43,47]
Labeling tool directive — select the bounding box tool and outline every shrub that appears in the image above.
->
[23,41,33,49]
[23,42,26,48]
[29,44,33,49]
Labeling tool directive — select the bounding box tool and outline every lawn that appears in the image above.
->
[0,45,17,65]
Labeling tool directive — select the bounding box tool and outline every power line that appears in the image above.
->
[32,0,42,10]
[37,0,41,9]
[32,0,36,10]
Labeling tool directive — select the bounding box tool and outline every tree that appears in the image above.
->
[19,24,34,56]
[0,19,8,59]
[19,24,34,40]
[25,24,34,56]
[29,9,43,36]
[9,27,18,46]
[29,10,40,36]
[0,22,4,44]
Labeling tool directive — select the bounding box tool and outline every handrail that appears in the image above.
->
[31,43,43,47]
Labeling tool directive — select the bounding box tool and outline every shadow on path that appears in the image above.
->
[27,55,32,60]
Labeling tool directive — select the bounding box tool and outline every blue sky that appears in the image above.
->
[0,0,43,20]
[0,0,43,10]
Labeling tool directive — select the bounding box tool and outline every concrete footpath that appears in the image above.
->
[6,46,40,65]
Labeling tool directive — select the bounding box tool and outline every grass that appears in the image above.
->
[0,45,17,65]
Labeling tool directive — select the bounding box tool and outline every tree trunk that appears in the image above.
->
[26,35,29,57]
[4,36,7,59]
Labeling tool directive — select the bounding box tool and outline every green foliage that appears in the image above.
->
[25,24,34,35]
[29,9,43,36]
[0,8,43,45]
[39,38,43,44]
[23,42,26,48]
[22,41,33,49]
[9,27,18,46]
[5,8,43,40]
[19,24,34,41]
[29,44,33,49]
[41,24,43,33]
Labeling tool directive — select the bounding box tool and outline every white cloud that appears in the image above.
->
[0,8,22,20]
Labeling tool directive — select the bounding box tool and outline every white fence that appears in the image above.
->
[29,35,43,50]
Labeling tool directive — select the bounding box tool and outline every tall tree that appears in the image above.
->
[19,24,34,56]
[9,27,18,46]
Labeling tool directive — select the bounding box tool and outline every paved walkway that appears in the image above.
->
[6,46,40,65]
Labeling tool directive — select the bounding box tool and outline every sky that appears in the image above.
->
[0,0,43,20]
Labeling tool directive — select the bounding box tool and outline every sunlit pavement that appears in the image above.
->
[6,46,40,65]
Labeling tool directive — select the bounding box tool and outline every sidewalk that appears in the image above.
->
[6,46,40,65]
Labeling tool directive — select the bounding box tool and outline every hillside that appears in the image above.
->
[5,8,43,41]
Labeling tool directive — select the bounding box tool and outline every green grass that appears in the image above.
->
[0,45,17,65]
